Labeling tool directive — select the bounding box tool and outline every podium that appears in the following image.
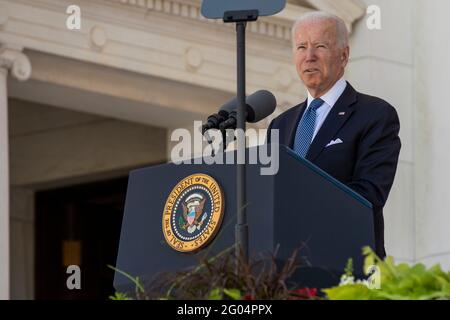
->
[114,144,374,292]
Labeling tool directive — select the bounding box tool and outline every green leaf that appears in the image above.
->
[223,288,242,300]
[208,288,223,300]
[109,292,132,300]
[323,284,374,300]
[325,246,450,300]
[107,265,145,294]
[344,258,354,276]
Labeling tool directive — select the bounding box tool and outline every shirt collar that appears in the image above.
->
[306,77,347,109]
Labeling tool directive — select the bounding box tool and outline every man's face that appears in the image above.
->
[293,19,349,97]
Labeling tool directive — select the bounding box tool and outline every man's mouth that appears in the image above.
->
[304,68,319,74]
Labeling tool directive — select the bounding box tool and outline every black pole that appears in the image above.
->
[221,9,258,267]
[235,21,248,264]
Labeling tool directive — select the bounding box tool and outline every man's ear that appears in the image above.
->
[341,46,350,66]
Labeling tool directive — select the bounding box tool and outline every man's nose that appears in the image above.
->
[305,47,317,61]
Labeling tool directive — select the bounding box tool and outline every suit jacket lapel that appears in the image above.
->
[306,82,358,162]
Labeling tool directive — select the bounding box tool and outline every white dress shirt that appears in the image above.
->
[302,77,347,141]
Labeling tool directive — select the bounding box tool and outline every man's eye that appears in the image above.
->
[317,45,327,49]
[297,46,306,50]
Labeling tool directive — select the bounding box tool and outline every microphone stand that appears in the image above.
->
[223,10,259,265]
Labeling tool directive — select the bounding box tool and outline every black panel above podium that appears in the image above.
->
[114,144,374,292]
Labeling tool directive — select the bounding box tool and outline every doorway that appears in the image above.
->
[35,177,128,300]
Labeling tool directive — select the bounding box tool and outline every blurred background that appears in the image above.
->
[0,0,449,299]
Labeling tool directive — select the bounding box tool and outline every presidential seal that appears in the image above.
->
[162,174,225,252]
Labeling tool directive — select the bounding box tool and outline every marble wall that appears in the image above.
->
[347,0,450,268]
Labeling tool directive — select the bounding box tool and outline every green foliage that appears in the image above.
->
[107,265,146,300]
[223,288,242,300]
[323,246,450,300]
[152,246,303,300]
[109,245,314,300]
[109,292,132,300]
[208,288,242,300]
[208,288,222,300]
[344,258,354,277]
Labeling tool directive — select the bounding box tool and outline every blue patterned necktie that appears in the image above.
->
[294,98,325,158]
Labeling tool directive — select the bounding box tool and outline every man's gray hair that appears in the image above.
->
[292,11,349,48]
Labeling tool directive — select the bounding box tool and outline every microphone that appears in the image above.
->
[201,97,237,134]
[219,90,277,130]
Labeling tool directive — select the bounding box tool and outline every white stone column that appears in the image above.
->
[346,0,415,263]
[0,63,8,300]
[0,46,31,300]
[414,0,450,268]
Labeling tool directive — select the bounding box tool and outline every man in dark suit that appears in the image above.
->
[267,12,401,258]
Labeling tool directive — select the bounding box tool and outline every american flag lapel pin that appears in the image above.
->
[339,112,346,116]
